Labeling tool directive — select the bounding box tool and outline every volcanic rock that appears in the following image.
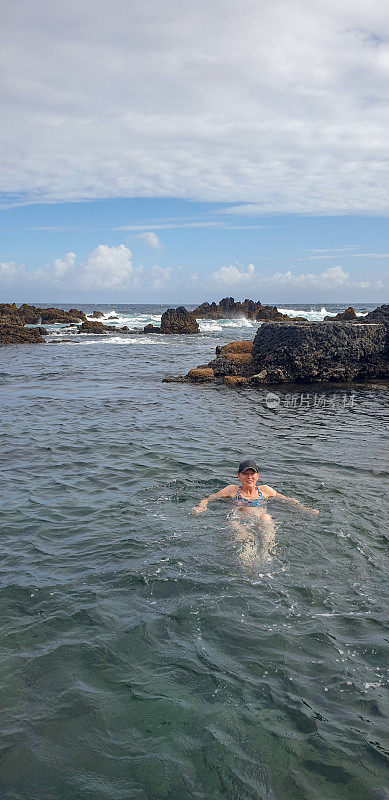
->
[164,312,389,385]
[161,307,199,334]
[90,311,105,318]
[143,324,162,333]
[223,376,248,386]
[78,320,111,333]
[40,307,86,324]
[0,303,41,324]
[0,324,45,344]
[144,307,199,334]
[324,306,357,321]
[192,297,305,322]
[356,304,389,327]
[188,368,214,381]
[251,321,388,383]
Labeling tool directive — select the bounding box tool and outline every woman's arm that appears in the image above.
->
[261,485,319,514]
[192,485,237,514]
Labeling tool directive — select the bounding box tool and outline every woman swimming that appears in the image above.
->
[192,459,319,518]
[193,459,319,563]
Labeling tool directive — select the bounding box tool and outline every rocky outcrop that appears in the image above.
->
[0,303,86,324]
[192,296,306,322]
[78,320,129,334]
[355,304,389,326]
[324,306,357,321]
[90,310,105,319]
[164,316,388,386]
[0,324,45,344]
[143,306,199,334]
[0,303,41,324]
[40,307,86,324]
[250,322,388,383]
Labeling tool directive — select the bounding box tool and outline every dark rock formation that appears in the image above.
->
[164,315,388,385]
[143,323,162,334]
[0,303,41,324]
[0,324,45,344]
[356,304,389,326]
[143,307,199,334]
[77,320,129,334]
[0,303,86,324]
[250,321,388,383]
[40,307,86,324]
[90,310,105,318]
[192,301,224,319]
[161,307,199,334]
[192,297,306,322]
[324,306,357,322]
[78,320,108,334]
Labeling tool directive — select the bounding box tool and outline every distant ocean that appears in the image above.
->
[0,301,387,800]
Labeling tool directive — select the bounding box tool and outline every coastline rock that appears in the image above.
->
[78,320,109,334]
[161,307,199,334]
[0,303,41,324]
[143,323,162,334]
[0,324,45,344]
[192,296,306,322]
[251,321,388,383]
[223,376,248,387]
[90,311,105,318]
[188,368,214,381]
[143,306,199,334]
[40,307,86,324]
[324,306,357,322]
[77,321,129,334]
[164,312,389,385]
[355,304,389,327]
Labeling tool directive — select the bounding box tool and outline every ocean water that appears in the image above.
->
[0,303,388,800]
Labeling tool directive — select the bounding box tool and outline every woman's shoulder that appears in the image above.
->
[224,483,239,496]
[259,484,276,498]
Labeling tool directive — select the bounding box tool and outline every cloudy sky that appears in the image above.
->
[0,0,388,303]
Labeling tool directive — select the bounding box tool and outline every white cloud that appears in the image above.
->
[213,263,255,285]
[210,263,352,291]
[138,232,163,250]
[79,244,142,290]
[149,265,171,289]
[0,0,388,213]
[0,244,143,294]
[0,260,27,284]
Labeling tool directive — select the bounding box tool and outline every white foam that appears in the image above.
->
[278,306,369,321]
[55,336,166,345]
[198,316,256,332]
[85,311,162,328]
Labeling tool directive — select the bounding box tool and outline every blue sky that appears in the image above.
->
[0,0,388,304]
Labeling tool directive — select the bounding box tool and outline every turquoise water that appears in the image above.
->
[0,304,388,800]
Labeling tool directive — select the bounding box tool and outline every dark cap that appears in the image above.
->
[238,459,259,474]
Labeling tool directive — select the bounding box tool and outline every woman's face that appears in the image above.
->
[238,469,259,488]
